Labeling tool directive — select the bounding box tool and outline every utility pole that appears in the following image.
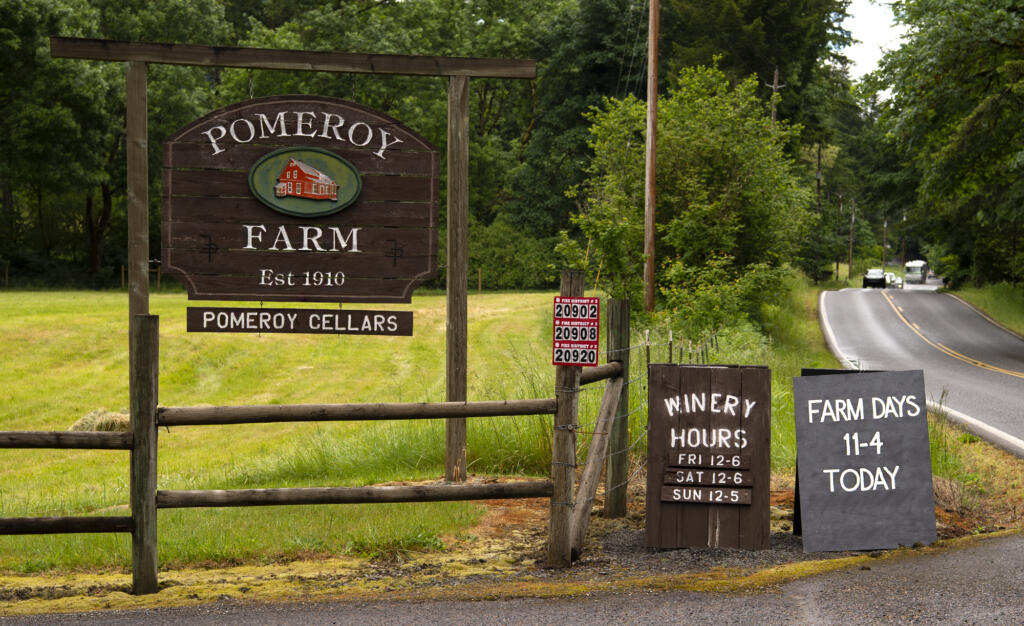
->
[766,67,786,123]
[835,192,841,280]
[848,199,856,280]
[901,211,906,268]
[643,0,659,312]
[882,217,888,268]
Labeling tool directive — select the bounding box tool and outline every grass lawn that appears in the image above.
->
[0,289,555,572]
[953,282,1024,337]
[0,276,983,573]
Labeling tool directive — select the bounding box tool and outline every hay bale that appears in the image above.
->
[70,410,131,433]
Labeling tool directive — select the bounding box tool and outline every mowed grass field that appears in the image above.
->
[0,281,986,573]
[0,290,560,572]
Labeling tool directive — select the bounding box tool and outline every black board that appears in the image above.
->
[793,370,936,552]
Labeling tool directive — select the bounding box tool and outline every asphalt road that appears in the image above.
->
[820,281,1024,452]
[6,533,1024,624]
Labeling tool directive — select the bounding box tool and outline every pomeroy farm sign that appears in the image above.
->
[162,96,439,303]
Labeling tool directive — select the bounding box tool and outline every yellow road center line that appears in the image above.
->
[880,291,1024,380]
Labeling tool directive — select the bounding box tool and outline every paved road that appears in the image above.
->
[820,282,1024,453]
[5,533,1023,624]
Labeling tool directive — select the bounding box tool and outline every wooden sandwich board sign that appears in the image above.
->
[793,369,936,552]
[162,95,439,305]
[646,364,771,550]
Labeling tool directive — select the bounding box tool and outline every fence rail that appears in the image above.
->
[0,431,133,450]
[579,361,623,385]
[158,398,557,427]
[0,516,133,535]
[0,298,716,591]
[156,481,553,509]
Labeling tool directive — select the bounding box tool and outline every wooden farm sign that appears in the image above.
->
[646,364,770,550]
[793,370,936,552]
[162,96,439,303]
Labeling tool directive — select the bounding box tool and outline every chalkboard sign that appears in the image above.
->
[793,370,936,552]
[646,364,771,550]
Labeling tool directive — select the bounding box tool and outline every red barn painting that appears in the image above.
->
[274,158,338,200]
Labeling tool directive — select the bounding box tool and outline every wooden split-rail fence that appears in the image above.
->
[0,272,631,593]
[0,37,634,595]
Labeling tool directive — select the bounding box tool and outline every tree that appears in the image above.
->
[504,0,648,235]
[880,0,1024,284]
[565,64,812,328]
[661,0,851,131]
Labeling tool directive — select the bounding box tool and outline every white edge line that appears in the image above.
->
[818,290,858,370]
[944,292,1024,342]
[928,401,1024,459]
[818,289,1024,459]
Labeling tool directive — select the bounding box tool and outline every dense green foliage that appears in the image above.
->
[563,65,811,334]
[1,0,851,294]
[875,0,1024,286]
[4,0,1015,297]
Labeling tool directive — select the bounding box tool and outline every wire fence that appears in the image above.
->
[572,328,723,509]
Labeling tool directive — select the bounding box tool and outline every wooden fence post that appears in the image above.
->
[547,270,583,567]
[603,298,630,518]
[445,74,470,483]
[130,314,158,594]
[572,375,623,558]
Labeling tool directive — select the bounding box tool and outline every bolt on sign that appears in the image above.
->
[162,96,439,305]
[552,297,599,367]
[646,364,771,550]
[793,370,936,552]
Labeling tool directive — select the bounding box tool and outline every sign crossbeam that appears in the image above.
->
[50,37,536,79]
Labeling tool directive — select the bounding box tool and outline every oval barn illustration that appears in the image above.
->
[275,158,338,201]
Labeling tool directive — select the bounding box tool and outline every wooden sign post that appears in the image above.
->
[646,364,770,550]
[51,37,539,594]
[793,370,936,552]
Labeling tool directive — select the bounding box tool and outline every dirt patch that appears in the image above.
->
[448,442,1024,586]
[2,438,1023,615]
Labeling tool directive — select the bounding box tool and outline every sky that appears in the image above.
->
[844,0,908,79]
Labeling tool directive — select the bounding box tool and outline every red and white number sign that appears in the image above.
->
[552,296,600,367]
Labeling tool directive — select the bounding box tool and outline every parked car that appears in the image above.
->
[863,268,886,288]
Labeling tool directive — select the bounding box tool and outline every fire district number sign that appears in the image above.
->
[552,297,599,367]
